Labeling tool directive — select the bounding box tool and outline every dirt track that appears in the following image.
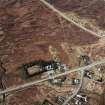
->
[0,0,104,105]
[0,0,99,71]
[49,0,105,29]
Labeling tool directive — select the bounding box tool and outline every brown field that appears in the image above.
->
[49,0,105,29]
[0,0,104,105]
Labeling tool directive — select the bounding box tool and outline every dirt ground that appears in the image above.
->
[0,0,99,72]
[48,0,105,29]
[0,0,104,105]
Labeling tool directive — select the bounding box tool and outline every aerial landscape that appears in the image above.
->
[0,0,105,105]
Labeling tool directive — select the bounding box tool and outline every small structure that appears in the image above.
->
[74,99,82,105]
[54,96,70,105]
[22,60,58,78]
[79,54,92,65]
[49,76,66,86]
[76,94,89,103]
[84,70,93,79]
[71,78,80,85]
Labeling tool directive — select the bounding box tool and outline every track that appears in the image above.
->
[40,0,102,38]
[0,59,105,96]
[0,1,104,105]
[63,70,84,105]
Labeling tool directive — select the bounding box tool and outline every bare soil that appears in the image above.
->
[0,0,98,72]
[49,0,105,29]
[0,0,104,105]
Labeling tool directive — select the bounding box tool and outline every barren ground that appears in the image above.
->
[49,0,105,29]
[0,0,104,105]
